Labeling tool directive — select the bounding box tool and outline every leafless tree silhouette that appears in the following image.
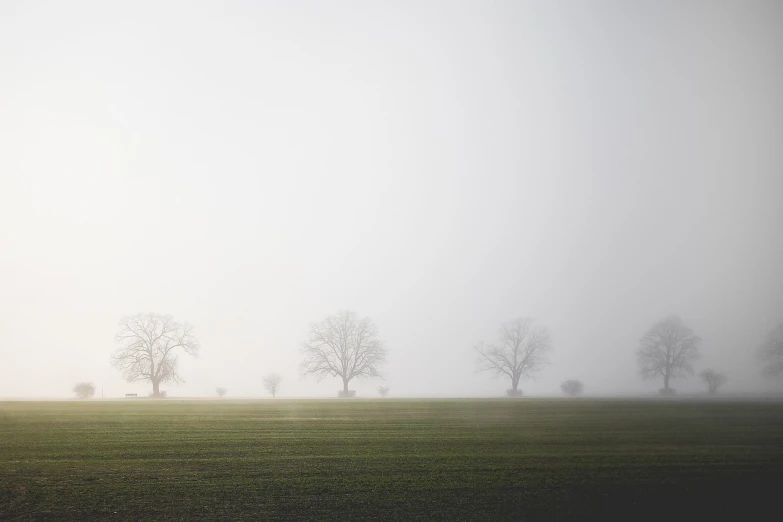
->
[759,321,783,377]
[73,382,95,399]
[475,318,551,396]
[300,310,387,395]
[637,315,700,394]
[262,373,282,397]
[377,385,390,397]
[699,369,727,394]
[111,313,200,397]
[216,387,227,398]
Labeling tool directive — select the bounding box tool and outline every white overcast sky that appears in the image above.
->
[1,0,782,398]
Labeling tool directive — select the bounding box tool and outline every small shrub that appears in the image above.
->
[73,382,95,399]
[560,380,584,397]
[658,388,676,396]
[700,369,727,395]
[338,390,356,398]
[506,389,523,398]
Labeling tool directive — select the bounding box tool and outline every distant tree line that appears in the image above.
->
[97,310,782,399]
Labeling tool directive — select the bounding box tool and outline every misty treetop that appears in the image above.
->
[300,310,387,395]
[111,313,200,397]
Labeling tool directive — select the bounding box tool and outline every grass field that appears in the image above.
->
[2,399,783,521]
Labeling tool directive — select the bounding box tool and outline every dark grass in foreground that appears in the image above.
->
[1,399,783,521]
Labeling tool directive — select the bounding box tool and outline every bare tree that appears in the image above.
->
[111,313,200,397]
[216,387,227,398]
[759,321,783,377]
[560,380,583,397]
[637,315,700,394]
[300,310,387,396]
[377,385,390,397]
[475,318,551,397]
[699,369,727,395]
[262,373,282,397]
[73,382,95,399]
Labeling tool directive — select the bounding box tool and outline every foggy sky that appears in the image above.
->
[1,0,782,398]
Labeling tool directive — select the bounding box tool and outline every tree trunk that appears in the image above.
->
[342,378,349,394]
[511,374,520,392]
[152,379,160,397]
[663,374,670,391]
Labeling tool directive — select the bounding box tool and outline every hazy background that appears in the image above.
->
[1,0,782,398]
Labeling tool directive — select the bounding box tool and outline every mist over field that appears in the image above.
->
[1,0,782,399]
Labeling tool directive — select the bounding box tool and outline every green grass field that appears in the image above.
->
[2,399,783,521]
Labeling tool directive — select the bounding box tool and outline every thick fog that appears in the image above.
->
[1,1,781,398]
